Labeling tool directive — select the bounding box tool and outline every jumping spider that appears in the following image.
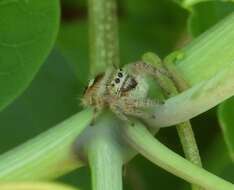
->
[82,61,170,122]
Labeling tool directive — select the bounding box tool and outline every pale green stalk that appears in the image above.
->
[0,182,78,190]
[0,109,93,181]
[122,121,234,190]
[87,0,122,189]
[143,52,203,190]
[88,0,119,76]
[144,13,234,127]
[146,61,234,127]
[84,113,123,190]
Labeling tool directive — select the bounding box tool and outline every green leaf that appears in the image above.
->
[120,0,187,60]
[0,0,60,111]
[0,48,82,153]
[188,1,234,37]
[0,48,91,183]
[57,22,89,84]
[218,97,234,161]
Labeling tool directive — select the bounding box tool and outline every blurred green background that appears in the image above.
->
[0,0,234,189]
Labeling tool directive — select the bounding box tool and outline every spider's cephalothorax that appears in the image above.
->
[82,62,167,121]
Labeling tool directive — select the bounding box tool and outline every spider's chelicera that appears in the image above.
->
[82,61,168,121]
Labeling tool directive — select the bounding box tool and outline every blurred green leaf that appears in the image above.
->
[0,48,90,189]
[203,134,234,185]
[0,0,60,111]
[57,22,89,84]
[218,97,234,161]
[0,49,82,153]
[120,0,188,60]
[188,1,234,37]
[58,1,187,82]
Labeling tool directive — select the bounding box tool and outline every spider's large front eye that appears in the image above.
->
[115,78,120,83]
[117,72,123,78]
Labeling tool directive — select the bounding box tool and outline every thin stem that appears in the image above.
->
[0,109,93,181]
[176,122,202,166]
[165,57,203,190]
[176,122,202,190]
[88,0,119,76]
[122,121,234,190]
[143,52,203,190]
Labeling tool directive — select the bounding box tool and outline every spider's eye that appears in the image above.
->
[115,78,120,83]
[111,83,115,87]
[117,72,123,78]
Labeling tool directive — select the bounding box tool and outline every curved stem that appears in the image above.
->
[122,121,234,190]
[143,52,203,190]
[176,122,203,190]
[145,61,234,127]
[165,55,203,190]
[88,0,119,76]
[0,109,93,181]
[143,13,234,127]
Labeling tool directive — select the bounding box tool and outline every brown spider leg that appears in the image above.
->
[109,103,130,122]
[104,95,130,122]
[129,61,175,97]
[112,97,158,120]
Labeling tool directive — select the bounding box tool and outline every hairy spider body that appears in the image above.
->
[82,61,167,121]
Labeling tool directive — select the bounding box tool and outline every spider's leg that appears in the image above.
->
[129,61,176,97]
[110,104,129,122]
[114,97,158,120]
[106,95,130,122]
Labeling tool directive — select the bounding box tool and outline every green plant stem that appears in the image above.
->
[175,13,234,86]
[0,182,78,190]
[143,52,203,190]
[165,57,203,190]
[176,122,201,166]
[87,0,122,188]
[88,0,119,76]
[122,121,234,190]
[88,143,123,190]
[143,13,234,127]
[176,122,202,190]
[77,112,124,190]
[0,109,93,181]
[146,61,234,127]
